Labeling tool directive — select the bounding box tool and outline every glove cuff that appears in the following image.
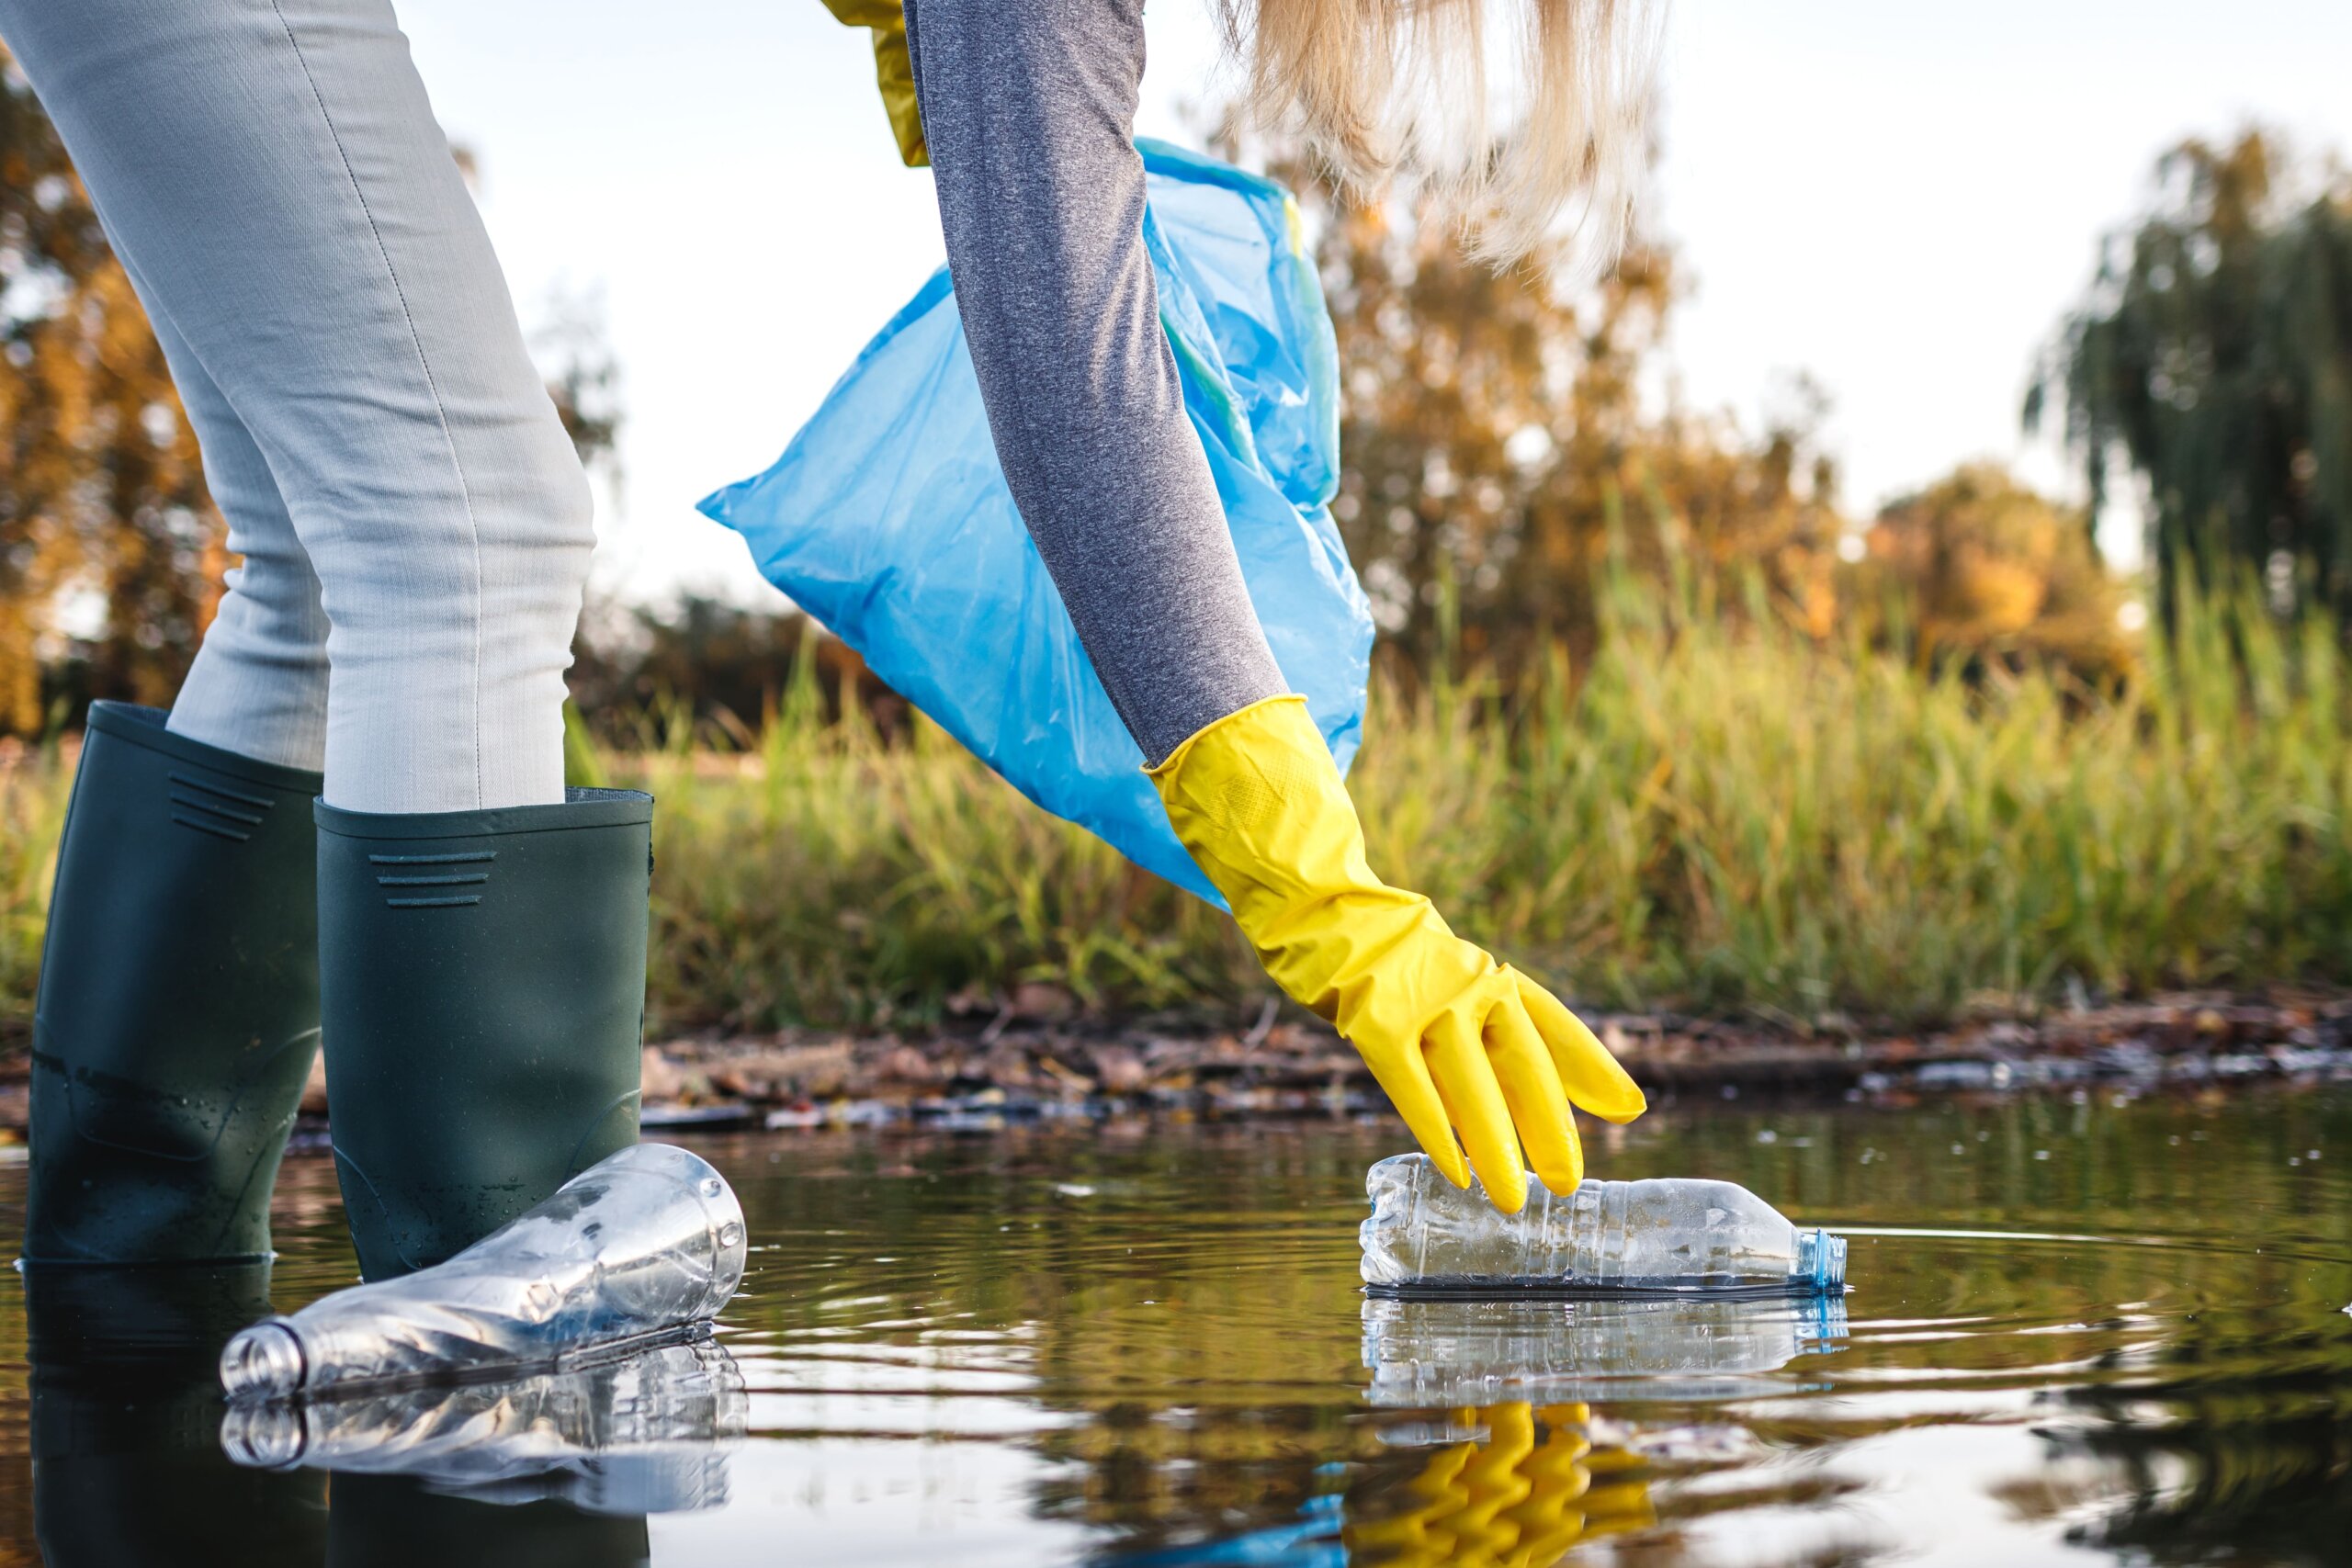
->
[1148,694,1470,1020]
[1144,694,1315,784]
[1147,695,1347,881]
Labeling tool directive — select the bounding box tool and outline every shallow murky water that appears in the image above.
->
[3,1085,2350,1565]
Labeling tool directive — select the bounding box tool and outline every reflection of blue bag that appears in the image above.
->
[699,140,1372,905]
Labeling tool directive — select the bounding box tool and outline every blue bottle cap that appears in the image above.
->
[1795,1227,1848,1292]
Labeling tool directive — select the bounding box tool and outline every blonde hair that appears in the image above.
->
[1218,0,1665,267]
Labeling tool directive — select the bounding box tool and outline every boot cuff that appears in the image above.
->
[86,701,324,795]
[314,787,652,840]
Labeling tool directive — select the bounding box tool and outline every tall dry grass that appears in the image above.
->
[0,569,2343,1040]
[605,567,2352,1032]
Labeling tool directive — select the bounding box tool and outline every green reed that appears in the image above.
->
[0,739,66,1041]
[0,570,2343,1041]
[609,568,2350,1032]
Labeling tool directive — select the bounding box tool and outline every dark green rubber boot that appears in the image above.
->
[316,787,651,1280]
[25,701,323,1265]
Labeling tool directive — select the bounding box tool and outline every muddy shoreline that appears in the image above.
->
[626,988,2352,1130]
[2,989,2346,1139]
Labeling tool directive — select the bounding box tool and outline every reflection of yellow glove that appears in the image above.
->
[1150,697,1645,1213]
[1344,1431,1476,1562]
[1497,1407,1594,1565]
[818,0,928,166]
[1343,1403,1651,1568]
[1577,1445,1658,1538]
[1451,1403,1543,1542]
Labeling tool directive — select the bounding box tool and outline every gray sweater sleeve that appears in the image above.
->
[900,0,1288,767]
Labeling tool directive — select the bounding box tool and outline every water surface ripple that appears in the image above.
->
[2,1087,2347,1565]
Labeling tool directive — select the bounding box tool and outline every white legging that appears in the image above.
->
[0,0,589,812]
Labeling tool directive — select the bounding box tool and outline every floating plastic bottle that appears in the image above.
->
[1361,1292,1849,1406]
[220,1143,749,1401]
[1360,1154,1847,1296]
[220,1338,746,1516]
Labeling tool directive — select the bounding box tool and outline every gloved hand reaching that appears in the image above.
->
[1149,696,1645,1213]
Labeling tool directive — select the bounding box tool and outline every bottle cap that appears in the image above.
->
[1795,1228,1848,1291]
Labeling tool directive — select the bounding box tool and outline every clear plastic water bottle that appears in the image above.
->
[1361,1292,1849,1406]
[220,1143,749,1401]
[1360,1153,1846,1295]
[220,1337,746,1516]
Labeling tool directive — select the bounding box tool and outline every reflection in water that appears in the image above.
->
[1361,1293,1848,1406]
[1347,1404,1654,1568]
[1122,1292,1790,1565]
[26,1253,741,1567]
[5,1089,2352,1564]
[323,1474,654,1568]
[1103,1404,1656,1568]
[27,1264,327,1567]
[2018,1327,2352,1565]
[223,1337,747,1516]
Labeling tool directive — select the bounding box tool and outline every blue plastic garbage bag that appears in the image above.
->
[698,139,1372,905]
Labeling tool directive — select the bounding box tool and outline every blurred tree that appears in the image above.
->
[0,51,218,733]
[568,593,904,741]
[2032,128,2352,621]
[530,280,623,476]
[1262,144,1846,678]
[1857,464,2133,682]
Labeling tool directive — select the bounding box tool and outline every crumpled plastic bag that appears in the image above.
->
[698,139,1372,905]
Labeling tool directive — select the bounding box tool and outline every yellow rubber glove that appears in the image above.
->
[1149,695,1645,1214]
[818,0,929,166]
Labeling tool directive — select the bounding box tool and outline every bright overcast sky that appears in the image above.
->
[396,0,2352,604]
